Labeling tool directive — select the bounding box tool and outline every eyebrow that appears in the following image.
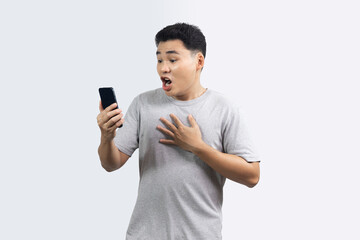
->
[156,50,180,55]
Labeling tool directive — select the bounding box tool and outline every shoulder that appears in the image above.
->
[126,88,169,113]
[138,88,162,98]
[207,89,241,113]
[208,90,232,103]
[132,88,164,105]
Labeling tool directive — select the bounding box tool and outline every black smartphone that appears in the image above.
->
[98,87,123,128]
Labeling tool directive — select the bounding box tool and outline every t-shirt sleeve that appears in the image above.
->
[114,96,140,157]
[222,104,260,162]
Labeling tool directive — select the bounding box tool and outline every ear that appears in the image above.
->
[195,52,205,71]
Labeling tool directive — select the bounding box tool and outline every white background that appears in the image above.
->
[1,0,359,239]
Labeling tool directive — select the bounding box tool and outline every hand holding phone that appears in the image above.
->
[98,87,123,128]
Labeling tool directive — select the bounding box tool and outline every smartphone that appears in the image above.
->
[98,87,123,128]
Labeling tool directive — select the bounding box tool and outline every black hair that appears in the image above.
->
[155,23,206,58]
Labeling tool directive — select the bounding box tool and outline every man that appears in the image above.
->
[97,23,260,239]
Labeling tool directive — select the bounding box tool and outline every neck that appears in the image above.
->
[172,83,207,101]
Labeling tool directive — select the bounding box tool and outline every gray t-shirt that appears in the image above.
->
[114,88,260,240]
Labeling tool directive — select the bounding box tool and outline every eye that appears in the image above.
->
[157,59,162,63]
[170,59,176,63]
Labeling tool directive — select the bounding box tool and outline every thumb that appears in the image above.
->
[99,100,104,112]
[188,114,198,127]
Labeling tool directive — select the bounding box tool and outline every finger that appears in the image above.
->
[106,108,122,120]
[98,109,121,127]
[188,114,198,128]
[106,112,123,128]
[99,100,104,112]
[105,103,118,113]
[170,114,183,128]
[160,117,177,132]
[116,117,125,127]
[157,125,175,138]
[109,117,124,132]
[159,139,176,145]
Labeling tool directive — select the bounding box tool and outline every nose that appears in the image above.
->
[160,62,170,73]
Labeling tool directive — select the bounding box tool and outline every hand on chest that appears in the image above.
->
[139,106,223,152]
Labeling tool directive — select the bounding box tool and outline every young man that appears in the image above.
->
[97,23,260,239]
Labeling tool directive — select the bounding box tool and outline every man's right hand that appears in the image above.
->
[97,101,124,142]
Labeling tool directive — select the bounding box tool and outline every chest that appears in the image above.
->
[138,102,224,152]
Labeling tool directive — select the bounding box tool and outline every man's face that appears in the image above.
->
[156,39,202,100]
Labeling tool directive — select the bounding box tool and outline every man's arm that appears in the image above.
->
[98,139,130,172]
[97,102,129,172]
[192,143,259,187]
[157,114,260,187]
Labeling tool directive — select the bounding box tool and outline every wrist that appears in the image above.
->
[191,140,209,156]
[100,134,114,145]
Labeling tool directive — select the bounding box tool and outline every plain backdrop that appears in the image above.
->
[1,0,359,239]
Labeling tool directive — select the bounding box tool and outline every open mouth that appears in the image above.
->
[161,77,173,90]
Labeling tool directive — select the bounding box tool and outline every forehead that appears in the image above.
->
[156,39,191,55]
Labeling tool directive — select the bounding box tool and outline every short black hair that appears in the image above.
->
[155,23,206,58]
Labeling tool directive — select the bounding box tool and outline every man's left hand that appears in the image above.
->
[157,114,204,153]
